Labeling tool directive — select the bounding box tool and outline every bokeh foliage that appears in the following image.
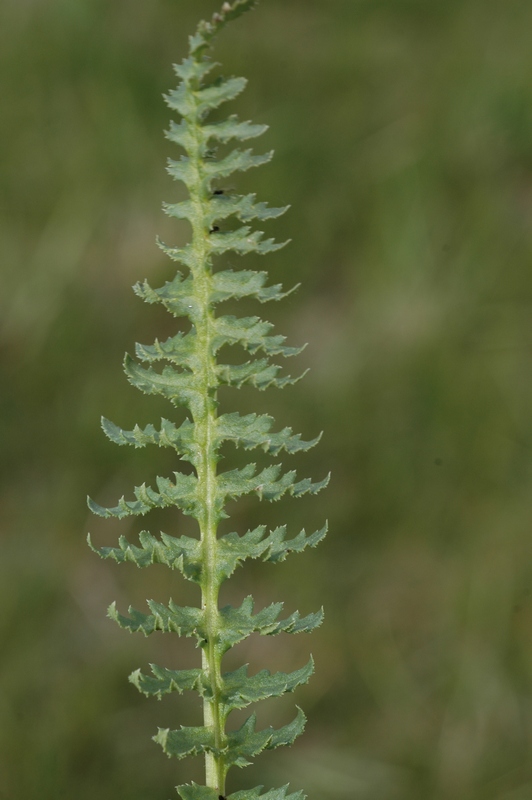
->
[2,0,532,798]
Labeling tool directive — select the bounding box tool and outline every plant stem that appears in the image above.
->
[197,387,225,793]
[189,96,226,795]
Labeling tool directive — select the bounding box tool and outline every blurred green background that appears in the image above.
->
[2,0,532,798]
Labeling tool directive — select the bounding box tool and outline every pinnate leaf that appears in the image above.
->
[89,3,326,796]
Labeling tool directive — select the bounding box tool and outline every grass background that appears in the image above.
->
[2,0,532,798]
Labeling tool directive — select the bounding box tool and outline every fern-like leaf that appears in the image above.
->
[88,2,327,797]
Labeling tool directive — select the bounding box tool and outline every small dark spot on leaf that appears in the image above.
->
[213,189,225,195]
[210,226,220,233]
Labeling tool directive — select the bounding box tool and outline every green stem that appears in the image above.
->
[195,372,224,791]
[188,94,227,795]
[196,381,225,793]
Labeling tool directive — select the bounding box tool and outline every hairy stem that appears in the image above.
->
[188,95,226,793]
[196,379,225,793]
[196,332,224,792]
